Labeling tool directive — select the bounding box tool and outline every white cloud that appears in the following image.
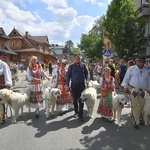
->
[41,0,68,10]
[53,8,77,22]
[98,2,105,7]
[84,0,97,4]
[0,1,36,23]
[0,0,98,46]
[108,0,113,4]
[76,15,95,32]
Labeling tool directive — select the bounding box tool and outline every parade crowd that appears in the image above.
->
[0,50,150,128]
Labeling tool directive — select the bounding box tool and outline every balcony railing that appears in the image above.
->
[138,4,150,18]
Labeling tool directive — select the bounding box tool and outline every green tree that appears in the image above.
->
[71,47,80,56]
[103,0,147,59]
[89,16,105,38]
[78,32,103,61]
[146,0,150,3]
[64,40,74,59]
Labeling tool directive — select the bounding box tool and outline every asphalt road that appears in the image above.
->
[0,71,150,150]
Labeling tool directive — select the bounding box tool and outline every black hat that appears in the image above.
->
[135,56,146,62]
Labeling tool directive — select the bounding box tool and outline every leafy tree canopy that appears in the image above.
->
[103,0,147,59]
[78,32,103,61]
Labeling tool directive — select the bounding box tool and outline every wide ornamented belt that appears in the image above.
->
[129,84,143,91]
[129,85,145,98]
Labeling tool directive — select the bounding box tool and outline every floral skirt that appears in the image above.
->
[97,96,113,118]
[29,83,44,108]
[56,90,73,112]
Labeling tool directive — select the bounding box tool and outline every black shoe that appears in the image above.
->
[60,112,64,116]
[79,117,84,122]
[73,113,79,118]
[0,119,5,124]
[107,118,112,123]
[133,124,139,129]
[35,110,39,118]
[140,119,144,125]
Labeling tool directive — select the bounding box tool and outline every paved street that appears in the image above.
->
[0,71,150,150]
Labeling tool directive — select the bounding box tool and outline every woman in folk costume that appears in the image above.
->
[97,67,116,122]
[27,56,50,118]
[56,62,72,114]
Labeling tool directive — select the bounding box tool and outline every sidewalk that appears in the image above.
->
[11,70,28,91]
[10,70,51,91]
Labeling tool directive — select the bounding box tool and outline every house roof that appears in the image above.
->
[0,45,17,55]
[14,48,39,52]
[0,27,11,39]
[14,48,50,55]
[10,36,23,39]
[29,36,50,46]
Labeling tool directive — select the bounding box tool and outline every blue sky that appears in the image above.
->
[0,0,112,47]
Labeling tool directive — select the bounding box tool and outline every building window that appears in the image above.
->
[6,41,9,46]
[12,42,15,47]
[0,42,2,49]
[142,0,148,5]
[16,41,19,46]
[21,55,25,61]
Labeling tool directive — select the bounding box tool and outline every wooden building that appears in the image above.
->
[0,27,17,63]
[8,28,56,67]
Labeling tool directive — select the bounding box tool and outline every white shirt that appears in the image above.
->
[0,60,12,86]
[52,64,58,76]
[121,65,150,91]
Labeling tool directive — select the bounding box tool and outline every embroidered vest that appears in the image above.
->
[101,76,113,97]
[0,74,5,89]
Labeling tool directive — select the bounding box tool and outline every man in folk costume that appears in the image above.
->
[27,56,50,118]
[0,50,12,124]
[122,57,150,128]
[97,67,116,122]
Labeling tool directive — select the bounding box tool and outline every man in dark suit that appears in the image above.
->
[66,54,89,122]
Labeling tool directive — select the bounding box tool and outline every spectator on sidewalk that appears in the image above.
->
[118,59,127,91]
[48,61,53,76]
[127,60,135,69]
[108,59,116,78]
